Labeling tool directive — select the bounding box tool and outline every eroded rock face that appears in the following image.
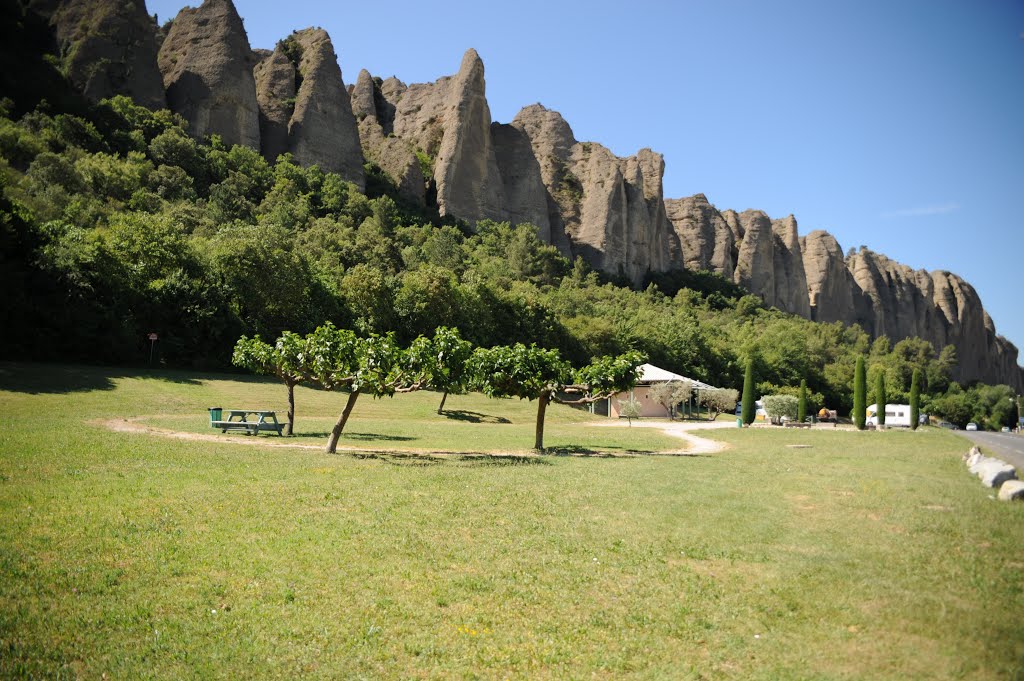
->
[771,215,810,317]
[158,0,260,149]
[802,230,856,323]
[665,193,735,276]
[358,117,425,205]
[253,46,294,162]
[511,105,679,282]
[286,28,363,188]
[491,122,550,240]
[35,0,166,109]
[434,49,505,222]
[734,210,775,304]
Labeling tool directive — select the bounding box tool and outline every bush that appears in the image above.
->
[763,394,799,421]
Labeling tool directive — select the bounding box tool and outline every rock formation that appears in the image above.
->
[801,230,858,324]
[733,210,775,305]
[664,193,734,275]
[32,0,165,109]
[251,30,364,188]
[350,70,423,204]
[770,216,810,318]
[511,104,680,283]
[28,0,1021,388]
[433,49,505,223]
[158,0,260,149]
[252,47,293,162]
[285,29,363,186]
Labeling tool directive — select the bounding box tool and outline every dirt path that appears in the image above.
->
[592,419,732,454]
[589,417,733,454]
[96,417,696,458]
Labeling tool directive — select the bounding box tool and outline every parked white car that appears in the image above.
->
[966,422,978,431]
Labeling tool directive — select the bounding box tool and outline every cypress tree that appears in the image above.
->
[910,368,921,430]
[875,372,886,426]
[741,359,755,425]
[854,356,866,430]
[798,379,807,423]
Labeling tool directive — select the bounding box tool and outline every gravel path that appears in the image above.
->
[592,419,732,454]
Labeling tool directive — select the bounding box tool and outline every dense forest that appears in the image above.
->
[0,9,1017,430]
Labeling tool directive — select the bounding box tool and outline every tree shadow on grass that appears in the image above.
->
[0,361,202,395]
[545,445,631,458]
[441,409,511,424]
[290,431,417,442]
[351,451,550,467]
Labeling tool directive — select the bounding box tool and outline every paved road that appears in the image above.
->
[958,430,1024,470]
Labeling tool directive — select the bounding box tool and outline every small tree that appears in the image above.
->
[232,332,304,435]
[741,359,755,425]
[854,355,867,430]
[402,326,474,413]
[763,394,799,422]
[649,380,692,419]
[798,379,807,423]
[697,388,740,421]
[470,344,644,451]
[910,368,921,430]
[618,397,642,426]
[875,372,886,426]
[298,323,405,454]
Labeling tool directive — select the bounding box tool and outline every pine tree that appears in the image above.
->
[741,359,755,426]
[854,356,866,430]
[875,372,886,426]
[798,379,807,423]
[910,368,921,430]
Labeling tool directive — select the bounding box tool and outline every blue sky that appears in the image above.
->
[150,0,1024,355]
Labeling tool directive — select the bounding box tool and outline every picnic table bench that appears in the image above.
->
[211,409,286,436]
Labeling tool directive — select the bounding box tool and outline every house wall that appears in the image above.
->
[608,386,670,418]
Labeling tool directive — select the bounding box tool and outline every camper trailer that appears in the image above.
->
[866,403,912,428]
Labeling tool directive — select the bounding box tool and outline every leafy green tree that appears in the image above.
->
[232,332,304,435]
[401,326,474,413]
[854,356,867,430]
[470,344,644,451]
[875,372,886,426]
[798,379,808,422]
[741,359,755,425]
[297,322,405,454]
[909,369,921,430]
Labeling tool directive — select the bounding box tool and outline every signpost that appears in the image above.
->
[147,332,158,366]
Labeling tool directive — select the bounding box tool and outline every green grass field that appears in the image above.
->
[1,362,1023,679]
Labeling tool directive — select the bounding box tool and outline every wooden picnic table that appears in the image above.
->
[211,409,285,436]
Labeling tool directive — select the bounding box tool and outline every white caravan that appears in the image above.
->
[866,403,912,427]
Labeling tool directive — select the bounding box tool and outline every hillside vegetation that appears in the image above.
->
[0,91,1017,428]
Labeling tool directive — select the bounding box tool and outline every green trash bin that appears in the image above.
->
[736,417,743,428]
[208,407,222,425]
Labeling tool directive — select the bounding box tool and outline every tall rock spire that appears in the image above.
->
[158,0,260,149]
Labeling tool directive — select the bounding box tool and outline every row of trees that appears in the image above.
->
[234,325,645,452]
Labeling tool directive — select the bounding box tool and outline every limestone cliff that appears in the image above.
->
[33,0,165,110]
[158,0,260,149]
[511,104,680,283]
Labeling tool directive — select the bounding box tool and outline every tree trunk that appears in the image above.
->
[534,392,549,452]
[326,390,360,454]
[286,381,295,436]
[437,390,449,415]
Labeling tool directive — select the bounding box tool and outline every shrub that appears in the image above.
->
[763,394,799,421]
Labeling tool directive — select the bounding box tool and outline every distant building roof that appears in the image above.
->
[636,363,717,390]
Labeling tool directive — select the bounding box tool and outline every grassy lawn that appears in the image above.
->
[1,362,1023,679]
